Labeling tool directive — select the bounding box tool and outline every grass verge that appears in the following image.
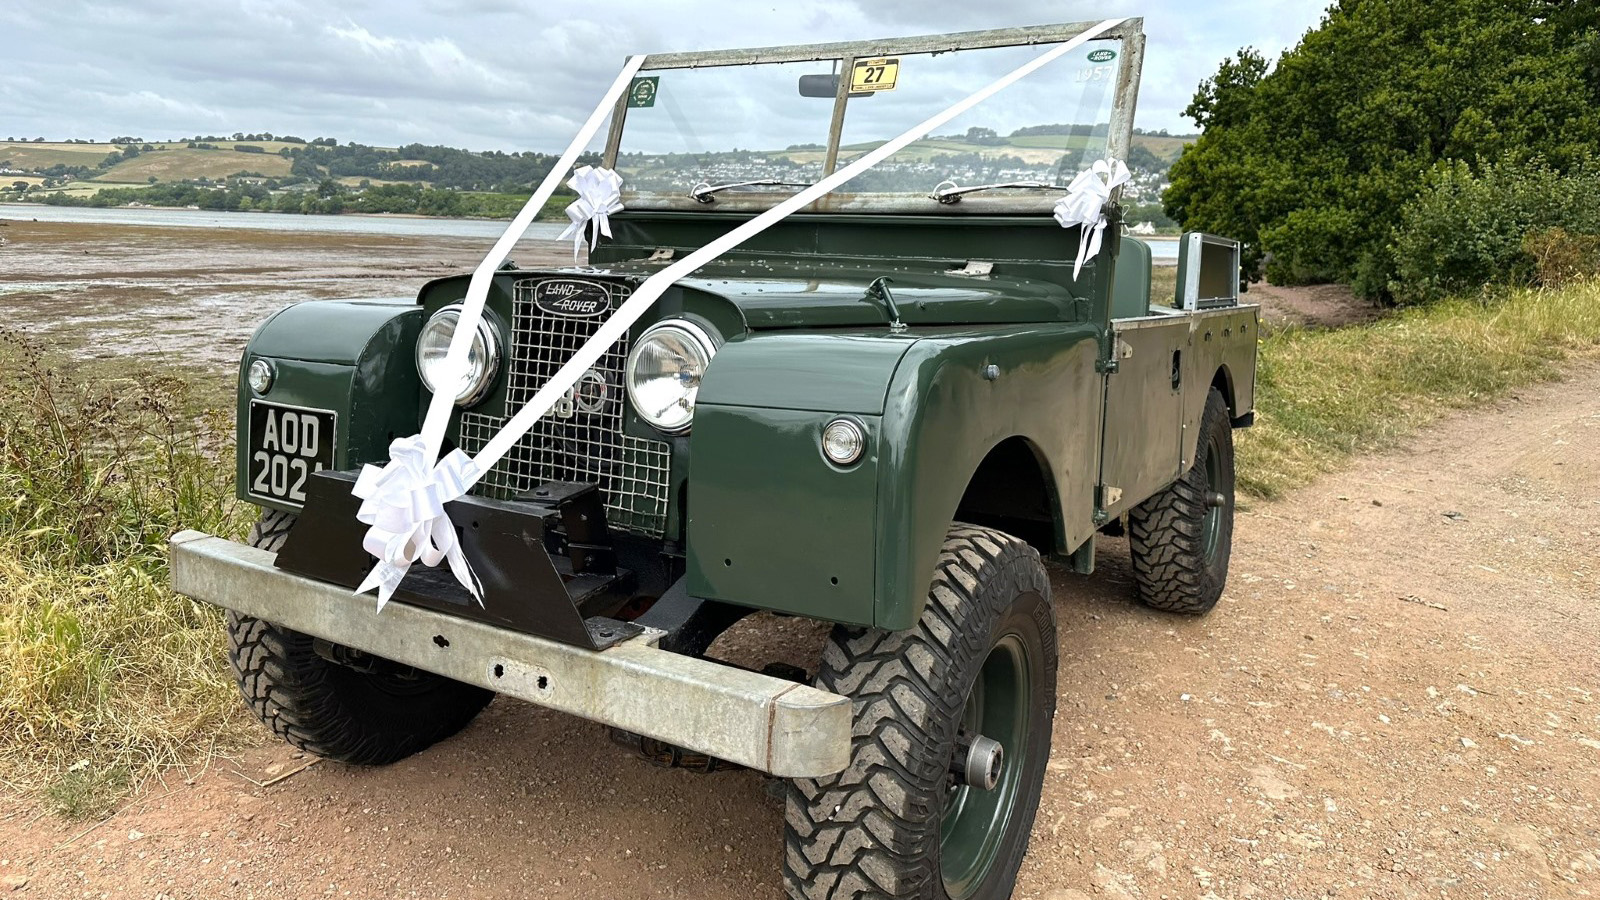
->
[1238,278,1600,497]
[0,331,252,817]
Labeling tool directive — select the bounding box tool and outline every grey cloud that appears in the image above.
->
[4,0,1327,150]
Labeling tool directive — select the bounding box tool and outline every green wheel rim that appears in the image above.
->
[940,633,1031,900]
[1201,433,1225,564]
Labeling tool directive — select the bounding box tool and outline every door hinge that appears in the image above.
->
[1093,484,1123,522]
[1098,336,1131,374]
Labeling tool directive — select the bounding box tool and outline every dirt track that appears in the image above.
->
[1,358,1595,897]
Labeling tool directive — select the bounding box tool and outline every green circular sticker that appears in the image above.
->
[1087,49,1117,63]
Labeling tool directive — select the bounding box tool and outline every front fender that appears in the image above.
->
[685,325,1103,631]
[236,299,425,511]
[685,331,913,626]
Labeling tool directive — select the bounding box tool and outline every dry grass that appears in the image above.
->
[0,142,111,170]
[93,148,292,182]
[1238,279,1600,497]
[0,332,253,816]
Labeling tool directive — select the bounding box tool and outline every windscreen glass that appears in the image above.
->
[611,33,1127,209]
[836,38,1123,195]
[613,60,837,200]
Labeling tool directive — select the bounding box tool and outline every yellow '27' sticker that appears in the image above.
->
[850,58,900,93]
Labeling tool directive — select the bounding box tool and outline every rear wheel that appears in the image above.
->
[226,509,493,765]
[1128,387,1235,614]
[784,524,1058,900]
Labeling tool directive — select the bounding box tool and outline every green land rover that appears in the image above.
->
[172,19,1258,900]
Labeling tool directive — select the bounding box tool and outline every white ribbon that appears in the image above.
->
[557,165,624,260]
[350,56,647,608]
[1053,157,1131,279]
[352,436,483,610]
[353,22,1128,609]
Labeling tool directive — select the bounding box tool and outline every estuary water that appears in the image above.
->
[0,203,565,241]
[0,202,1177,261]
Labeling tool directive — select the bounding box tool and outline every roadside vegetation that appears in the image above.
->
[0,332,251,818]
[1164,0,1599,301]
[1239,277,1600,497]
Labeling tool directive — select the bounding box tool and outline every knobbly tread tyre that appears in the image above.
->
[226,510,493,766]
[783,524,1057,900]
[1127,388,1234,615]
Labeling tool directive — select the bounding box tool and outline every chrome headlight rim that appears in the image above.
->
[415,303,502,408]
[246,358,275,395]
[625,318,719,435]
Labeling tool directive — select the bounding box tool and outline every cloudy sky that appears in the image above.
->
[2,0,1329,152]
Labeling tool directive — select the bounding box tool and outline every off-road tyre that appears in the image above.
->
[226,509,494,765]
[1127,387,1235,615]
[784,524,1058,900]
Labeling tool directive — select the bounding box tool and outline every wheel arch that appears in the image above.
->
[1211,363,1237,417]
[954,435,1066,555]
[875,327,1103,631]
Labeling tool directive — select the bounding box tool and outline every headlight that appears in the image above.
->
[416,304,501,407]
[626,320,717,434]
[246,358,275,395]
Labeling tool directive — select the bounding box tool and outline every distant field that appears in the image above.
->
[92,148,293,182]
[0,142,112,169]
[1131,134,1193,162]
[335,176,424,187]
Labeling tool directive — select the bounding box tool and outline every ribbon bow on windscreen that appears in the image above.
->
[1053,157,1131,279]
[558,165,625,260]
[352,435,484,610]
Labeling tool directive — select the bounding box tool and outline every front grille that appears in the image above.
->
[457,278,672,535]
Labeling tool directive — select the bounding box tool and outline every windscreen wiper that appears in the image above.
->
[930,179,1072,204]
[689,179,815,203]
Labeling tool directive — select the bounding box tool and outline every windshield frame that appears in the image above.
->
[601,19,1146,215]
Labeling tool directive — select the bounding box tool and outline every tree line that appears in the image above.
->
[30,180,563,219]
[1163,0,1599,302]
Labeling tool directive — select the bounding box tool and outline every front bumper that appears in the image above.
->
[170,531,852,778]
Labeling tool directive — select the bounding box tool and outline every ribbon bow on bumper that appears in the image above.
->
[558,165,625,260]
[352,435,484,611]
[1053,158,1131,280]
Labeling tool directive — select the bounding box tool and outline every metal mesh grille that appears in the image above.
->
[456,278,671,535]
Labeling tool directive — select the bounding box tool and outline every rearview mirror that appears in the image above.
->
[798,74,874,99]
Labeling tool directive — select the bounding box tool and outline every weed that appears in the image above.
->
[0,330,252,816]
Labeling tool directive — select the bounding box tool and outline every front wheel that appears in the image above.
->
[784,524,1058,900]
[226,510,494,765]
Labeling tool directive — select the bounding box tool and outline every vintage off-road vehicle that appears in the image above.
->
[172,19,1257,899]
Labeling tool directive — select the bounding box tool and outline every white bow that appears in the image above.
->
[557,165,625,260]
[351,435,484,611]
[1053,158,1131,280]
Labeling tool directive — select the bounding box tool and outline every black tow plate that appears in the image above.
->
[274,471,641,650]
[246,401,336,505]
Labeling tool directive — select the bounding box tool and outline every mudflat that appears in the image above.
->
[0,219,570,381]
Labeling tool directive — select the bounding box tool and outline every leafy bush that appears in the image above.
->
[1164,0,1600,298]
[1387,159,1600,305]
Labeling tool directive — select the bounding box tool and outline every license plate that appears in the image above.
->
[247,401,336,505]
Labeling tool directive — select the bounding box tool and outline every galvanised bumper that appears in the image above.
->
[169,531,852,778]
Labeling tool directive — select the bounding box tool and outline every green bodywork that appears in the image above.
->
[239,212,1257,630]
[233,20,1259,632]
